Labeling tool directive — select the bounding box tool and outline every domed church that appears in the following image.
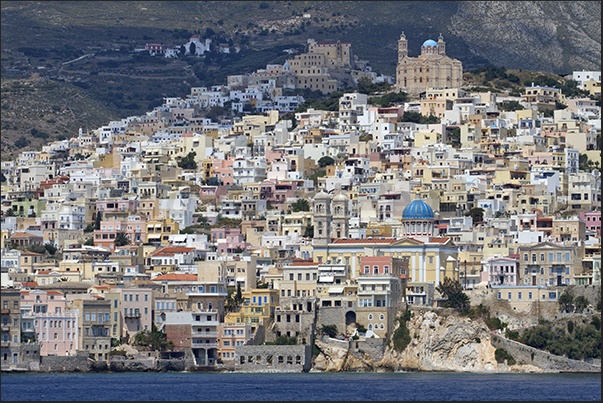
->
[401,199,435,242]
[395,32,463,94]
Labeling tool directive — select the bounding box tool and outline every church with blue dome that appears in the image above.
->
[401,199,436,242]
[395,32,463,94]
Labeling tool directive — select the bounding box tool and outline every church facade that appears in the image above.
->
[395,32,463,94]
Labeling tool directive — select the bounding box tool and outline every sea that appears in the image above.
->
[0,371,601,401]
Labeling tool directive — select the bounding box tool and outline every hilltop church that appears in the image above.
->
[395,32,463,94]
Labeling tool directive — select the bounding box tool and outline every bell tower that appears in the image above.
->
[398,31,408,61]
[312,190,331,246]
[332,189,349,239]
[437,33,446,55]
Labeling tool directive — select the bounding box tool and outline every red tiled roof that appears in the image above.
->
[11,232,42,239]
[429,237,451,243]
[332,238,396,244]
[152,273,197,281]
[20,251,44,256]
[152,247,195,256]
[19,282,38,288]
[288,262,319,267]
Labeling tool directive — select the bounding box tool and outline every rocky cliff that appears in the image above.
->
[313,309,543,373]
[450,1,601,73]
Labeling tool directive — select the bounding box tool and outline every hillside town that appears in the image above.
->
[1,34,601,373]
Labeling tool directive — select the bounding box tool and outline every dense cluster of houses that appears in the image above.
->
[1,42,600,370]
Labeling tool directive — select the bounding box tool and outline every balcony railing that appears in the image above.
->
[191,331,219,338]
[124,312,141,319]
[191,341,219,348]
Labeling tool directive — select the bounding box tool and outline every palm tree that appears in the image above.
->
[114,232,131,247]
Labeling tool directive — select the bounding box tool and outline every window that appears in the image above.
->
[540,254,545,262]
[565,252,570,262]
[518,292,522,300]
[508,292,512,300]
[528,292,533,299]
[548,253,553,262]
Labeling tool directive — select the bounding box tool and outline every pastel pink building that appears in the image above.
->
[212,159,234,186]
[199,186,228,206]
[579,211,601,236]
[211,227,250,254]
[20,290,79,356]
[94,214,147,251]
[265,149,285,165]
[273,181,299,208]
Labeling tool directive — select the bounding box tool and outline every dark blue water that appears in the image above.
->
[1,372,600,401]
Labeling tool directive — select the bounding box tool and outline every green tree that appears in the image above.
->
[303,225,314,238]
[391,309,412,352]
[94,213,102,230]
[114,232,131,247]
[291,198,310,212]
[207,106,226,121]
[317,156,334,168]
[465,207,484,223]
[275,335,297,345]
[44,243,57,256]
[14,138,30,148]
[574,296,589,313]
[436,277,470,310]
[189,41,196,56]
[84,237,95,246]
[84,224,94,233]
[558,292,574,312]
[178,152,198,170]
[321,324,338,338]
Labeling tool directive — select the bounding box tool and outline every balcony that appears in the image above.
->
[1,324,11,332]
[124,312,141,319]
[191,341,219,348]
[191,331,219,338]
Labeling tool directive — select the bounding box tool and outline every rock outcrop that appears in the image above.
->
[377,310,502,372]
[313,309,548,373]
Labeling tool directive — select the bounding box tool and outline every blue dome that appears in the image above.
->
[402,200,435,219]
[422,39,438,48]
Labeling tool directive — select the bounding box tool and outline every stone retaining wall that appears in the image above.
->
[39,351,90,372]
[235,344,312,372]
[491,334,600,372]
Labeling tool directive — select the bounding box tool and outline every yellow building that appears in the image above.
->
[522,86,566,111]
[146,217,179,246]
[413,131,443,148]
[1,228,10,250]
[582,79,601,96]
[224,288,279,331]
[307,39,354,69]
